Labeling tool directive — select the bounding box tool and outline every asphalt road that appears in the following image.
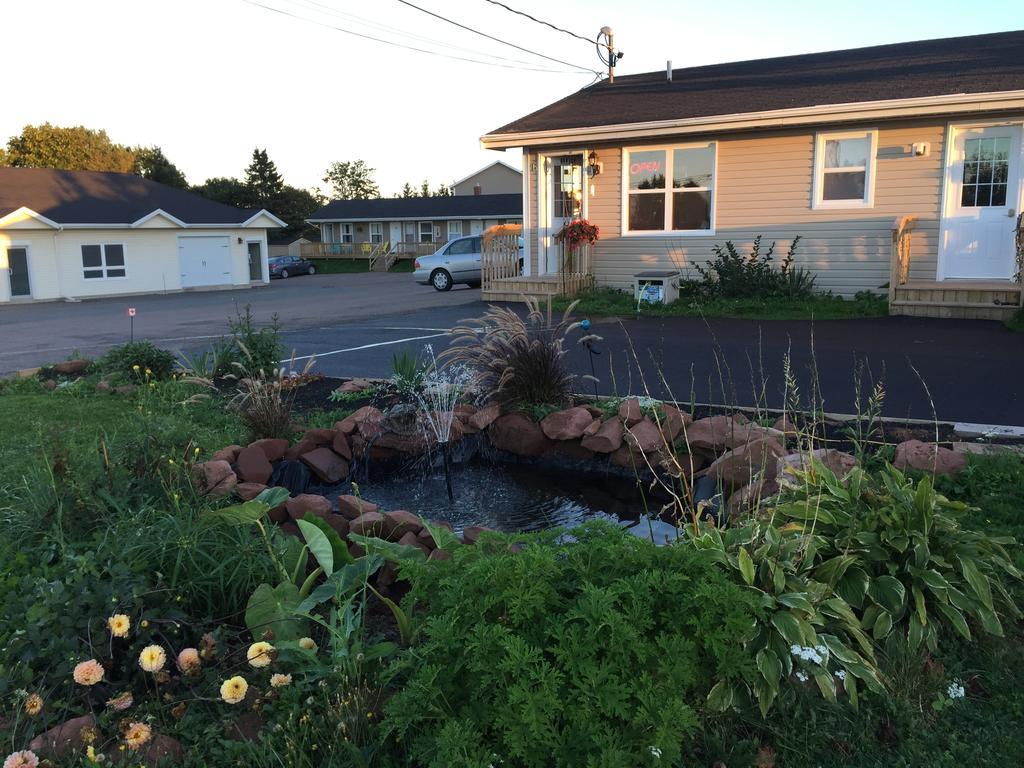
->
[2,273,1022,425]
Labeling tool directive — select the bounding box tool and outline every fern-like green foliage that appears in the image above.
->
[381,522,760,767]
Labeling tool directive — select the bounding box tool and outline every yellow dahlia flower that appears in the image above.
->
[270,673,292,688]
[246,641,275,668]
[123,721,152,750]
[176,647,201,675]
[138,644,166,673]
[298,637,318,653]
[23,694,43,716]
[220,676,248,704]
[107,614,130,638]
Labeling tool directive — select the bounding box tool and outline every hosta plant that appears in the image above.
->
[774,462,1022,652]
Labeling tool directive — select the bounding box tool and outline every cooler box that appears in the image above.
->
[633,271,680,304]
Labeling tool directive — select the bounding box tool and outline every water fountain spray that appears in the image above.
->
[416,345,471,502]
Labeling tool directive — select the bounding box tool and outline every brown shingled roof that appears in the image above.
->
[487,29,1024,136]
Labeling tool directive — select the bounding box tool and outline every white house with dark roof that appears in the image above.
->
[0,167,285,303]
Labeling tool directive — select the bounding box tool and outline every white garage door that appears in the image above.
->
[179,236,232,288]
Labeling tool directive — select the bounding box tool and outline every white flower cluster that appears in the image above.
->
[648,746,663,759]
[795,671,809,682]
[790,644,829,665]
[947,680,966,699]
[835,670,847,681]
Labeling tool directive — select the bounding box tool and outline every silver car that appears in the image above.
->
[413,235,523,291]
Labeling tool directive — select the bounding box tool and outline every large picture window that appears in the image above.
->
[419,222,433,243]
[813,129,877,208]
[624,143,715,233]
[447,220,463,240]
[81,244,126,279]
[340,223,353,244]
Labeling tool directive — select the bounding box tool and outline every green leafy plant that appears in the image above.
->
[775,462,1022,651]
[382,522,760,767]
[695,235,815,300]
[97,340,177,379]
[391,349,427,395]
[227,304,282,374]
[177,338,239,378]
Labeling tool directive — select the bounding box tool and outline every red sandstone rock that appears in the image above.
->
[540,406,595,441]
[429,548,452,561]
[706,438,786,489]
[462,525,494,545]
[52,359,90,375]
[894,440,967,476]
[337,495,379,520]
[580,417,623,453]
[249,438,289,463]
[777,448,858,483]
[469,403,501,431]
[624,417,664,453]
[193,460,237,497]
[236,445,273,485]
[618,398,644,426]
[285,494,332,521]
[350,511,387,537]
[489,414,551,456]
[212,444,242,464]
[301,447,349,484]
[283,438,319,461]
[331,431,352,461]
[29,714,97,757]
[236,482,267,502]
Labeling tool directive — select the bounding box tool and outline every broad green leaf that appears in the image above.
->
[349,533,427,563]
[771,611,804,645]
[822,597,859,626]
[753,676,777,717]
[738,546,755,586]
[301,513,355,568]
[868,575,906,614]
[756,649,782,688]
[706,680,735,711]
[368,584,414,645]
[245,581,306,642]
[819,634,860,665]
[872,611,893,640]
[907,614,924,649]
[959,557,994,610]
[846,674,859,710]
[280,535,308,583]
[835,567,870,608]
[813,670,837,703]
[814,555,857,585]
[912,586,927,626]
[256,487,290,509]
[419,517,462,550]
[976,606,1004,637]
[777,593,813,613]
[297,519,334,576]
[933,601,971,640]
[296,555,384,614]
[201,501,268,527]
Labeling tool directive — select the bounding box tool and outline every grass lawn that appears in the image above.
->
[1006,308,1024,332]
[311,258,416,274]
[554,286,890,320]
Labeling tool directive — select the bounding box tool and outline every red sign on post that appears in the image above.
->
[127,307,137,317]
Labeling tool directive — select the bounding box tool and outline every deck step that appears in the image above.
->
[890,301,1018,320]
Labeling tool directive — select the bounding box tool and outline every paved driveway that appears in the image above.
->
[0,272,479,374]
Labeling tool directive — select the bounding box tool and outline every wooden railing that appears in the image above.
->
[888,215,916,305]
[481,225,594,297]
[392,242,441,258]
[300,242,389,259]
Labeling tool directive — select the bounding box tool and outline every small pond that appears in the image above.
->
[314,460,668,537]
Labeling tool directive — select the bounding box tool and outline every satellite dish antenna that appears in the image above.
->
[596,26,624,82]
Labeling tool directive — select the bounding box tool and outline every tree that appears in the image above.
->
[323,160,379,200]
[399,182,417,198]
[133,146,188,188]
[191,177,254,209]
[2,123,136,172]
[434,183,452,197]
[244,148,284,205]
[420,179,431,197]
[272,185,323,239]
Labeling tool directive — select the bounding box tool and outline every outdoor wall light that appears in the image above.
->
[587,151,601,177]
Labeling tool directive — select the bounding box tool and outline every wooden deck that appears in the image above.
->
[890,280,1022,320]
[480,274,594,302]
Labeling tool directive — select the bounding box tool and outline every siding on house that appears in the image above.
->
[453,163,523,196]
[525,117,971,296]
[0,227,266,302]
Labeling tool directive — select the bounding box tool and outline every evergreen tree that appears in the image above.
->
[133,146,188,188]
[244,148,284,205]
[400,182,416,198]
[420,179,431,197]
[434,183,452,197]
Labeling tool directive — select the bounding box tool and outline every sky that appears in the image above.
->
[2,0,1020,197]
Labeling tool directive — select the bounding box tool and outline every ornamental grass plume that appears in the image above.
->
[123,722,152,750]
[246,641,275,668]
[220,676,248,705]
[23,694,42,716]
[176,647,201,675]
[2,751,39,768]
[107,614,130,638]
[139,645,166,673]
[73,659,105,686]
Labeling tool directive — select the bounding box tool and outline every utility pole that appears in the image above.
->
[597,27,624,82]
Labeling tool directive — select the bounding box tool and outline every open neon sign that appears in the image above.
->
[630,160,661,175]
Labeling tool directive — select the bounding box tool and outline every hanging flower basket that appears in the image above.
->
[554,219,599,272]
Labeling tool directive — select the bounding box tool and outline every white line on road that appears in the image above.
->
[282,332,448,363]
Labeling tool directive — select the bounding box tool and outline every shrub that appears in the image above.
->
[97,340,177,379]
[383,523,760,767]
[228,305,282,374]
[774,462,1022,651]
[441,298,583,408]
[696,235,815,299]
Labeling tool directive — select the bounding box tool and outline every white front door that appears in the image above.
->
[389,222,402,249]
[940,124,1022,279]
[543,154,584,275]
[469,220,484,235]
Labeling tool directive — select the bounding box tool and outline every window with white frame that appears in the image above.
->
[419,221,433,243]
[447,220,463,240]
[813,130,877,208]
[624,143,716,233]
[82,244,126,279]
[321,223,335,242]
[340,223,353,244]
[369,222,383,244]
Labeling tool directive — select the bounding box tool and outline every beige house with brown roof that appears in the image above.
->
[480,30,1024,319]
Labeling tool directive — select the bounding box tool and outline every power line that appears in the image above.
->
[482,0,606,49]
[240,0,588,73]
[393,0,601,75]
[287,0,563,68]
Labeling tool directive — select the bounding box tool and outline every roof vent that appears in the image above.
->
[666,60,672,83]
[473,183,482,195]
